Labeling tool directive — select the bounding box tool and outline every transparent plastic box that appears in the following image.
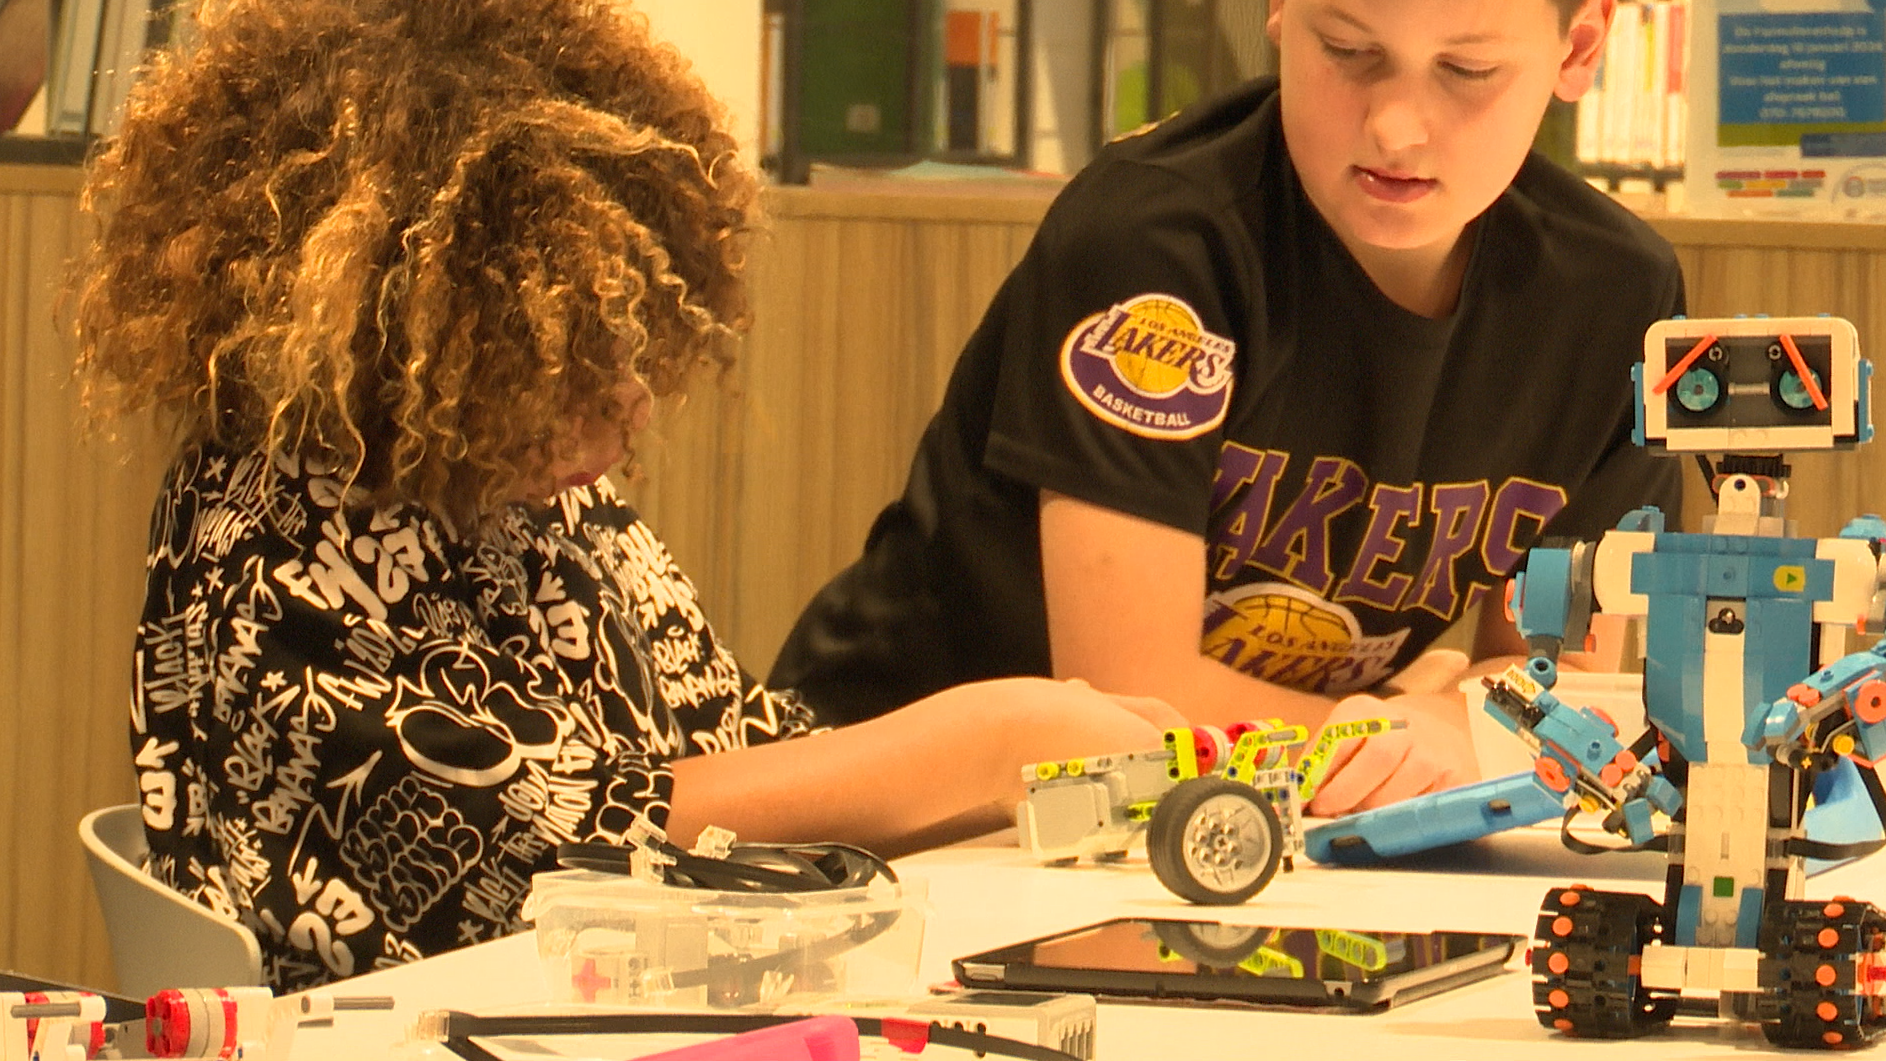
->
[523,870,928,1011]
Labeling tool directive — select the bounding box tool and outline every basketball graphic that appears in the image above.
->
[1203,584,1356,662]
[1111,297,1204,397]
[1201,583,1404,695]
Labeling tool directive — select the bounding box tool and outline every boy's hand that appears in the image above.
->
[1378,647,1472,697]
[1305,649,1479,816]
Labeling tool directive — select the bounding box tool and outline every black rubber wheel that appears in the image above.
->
[1757,896,1886,1049]
[1531,887,1675,1038]
[1147,776,1283,905]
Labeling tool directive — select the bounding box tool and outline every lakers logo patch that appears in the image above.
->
[1060,294,1234,440]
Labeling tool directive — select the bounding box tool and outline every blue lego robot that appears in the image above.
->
[1305,315,1886,1046]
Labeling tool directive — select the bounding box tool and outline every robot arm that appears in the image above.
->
[1509,541,1599,665]
[1499,540,1680,845]
[1482,660,1682,846]
[1757,641,1886,771]
[1755,513,1886,769]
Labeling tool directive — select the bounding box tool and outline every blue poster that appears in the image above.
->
[1720,10,1886,144]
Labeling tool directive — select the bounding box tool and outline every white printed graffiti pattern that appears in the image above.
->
[133,446,818,990]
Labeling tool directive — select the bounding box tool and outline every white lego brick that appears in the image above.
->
[1021,747,1181,861]
[901,991,1097,1060]
[1678,947,1761,992]
[1647,315,1857,345]
[1689,948,1726,991]
[1021,780,1119,860]
[1664,428,1735,452]
[1815,537,1877,628]
[1593,531,1655,617]
[1728,426,1835,451]
[1641,356,1672,443]
[1644,393,1669,443]
[1702,631,1748,762]
[1640,944,1687,990]
[1682,764,1771,948]
[1711,473,1765,536]
[1721,947,1762,992]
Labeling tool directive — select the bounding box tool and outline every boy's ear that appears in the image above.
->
[1554,0,1616,102]
[1267,0,1285,46]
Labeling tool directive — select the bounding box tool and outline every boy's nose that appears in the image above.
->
[1364,87,1430,159]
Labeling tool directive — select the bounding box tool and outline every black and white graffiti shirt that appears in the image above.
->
[132,444,819,990]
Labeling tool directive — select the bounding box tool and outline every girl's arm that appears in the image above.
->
[665,677,1182,859]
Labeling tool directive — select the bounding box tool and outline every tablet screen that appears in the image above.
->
[953,918,1525,1009]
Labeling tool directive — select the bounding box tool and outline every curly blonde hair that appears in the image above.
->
[74,0,760,525]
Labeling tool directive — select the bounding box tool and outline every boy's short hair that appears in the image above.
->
[75,0,759,525]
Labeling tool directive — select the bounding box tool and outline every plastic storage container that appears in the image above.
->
[523,870,927,1010]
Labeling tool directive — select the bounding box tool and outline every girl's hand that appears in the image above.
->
[1060,677,1190,732]
[959,677,1181,805]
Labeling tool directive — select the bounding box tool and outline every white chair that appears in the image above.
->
[78,804,263,998]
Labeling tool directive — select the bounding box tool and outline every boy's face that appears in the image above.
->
[1268,0,1607,264]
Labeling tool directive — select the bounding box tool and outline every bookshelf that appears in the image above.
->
[1575,0,1689,193]
[762,0,1274,182]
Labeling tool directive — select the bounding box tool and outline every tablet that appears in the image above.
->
[951,918,1526,1011]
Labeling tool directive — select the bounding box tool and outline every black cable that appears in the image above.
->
[428,1011,1085,1061]
[1558,807,1669,856]
[555,839,897,893]
[1785,836,1886,861]
[1694,453,1717,502]
[548,837,906,1003]
[1555,726,1671,856]
[654,909,906,997]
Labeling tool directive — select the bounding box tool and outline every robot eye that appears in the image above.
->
[1775,368,1823,411]
[1674,367,1723,413]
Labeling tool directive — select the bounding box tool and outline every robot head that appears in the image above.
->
[1636,316,1873,454]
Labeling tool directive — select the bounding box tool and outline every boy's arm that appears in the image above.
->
[1038,490,1329,730]
[1038,490,1476,813]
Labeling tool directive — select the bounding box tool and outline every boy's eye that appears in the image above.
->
[1441,61,1497,81]
[1318,37,1373,63]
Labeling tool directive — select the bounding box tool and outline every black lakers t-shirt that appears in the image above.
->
[771,78,1684,724]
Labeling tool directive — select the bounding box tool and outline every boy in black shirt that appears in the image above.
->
[773,0,1682,816]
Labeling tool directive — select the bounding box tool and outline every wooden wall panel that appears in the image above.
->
[622,188,1053,675]
[710,191,1048,673]
[0,165,153,990]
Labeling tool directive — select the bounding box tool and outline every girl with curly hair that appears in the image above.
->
[75,0,1180,989]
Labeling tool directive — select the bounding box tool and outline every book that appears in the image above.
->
[88,0,156,136]
[45,0,108,135]
[1574,2,1689,186]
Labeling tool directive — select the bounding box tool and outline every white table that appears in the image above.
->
[286,827,1886,1060]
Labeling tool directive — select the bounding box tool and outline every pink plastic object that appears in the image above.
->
[635,1015,862,1061]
